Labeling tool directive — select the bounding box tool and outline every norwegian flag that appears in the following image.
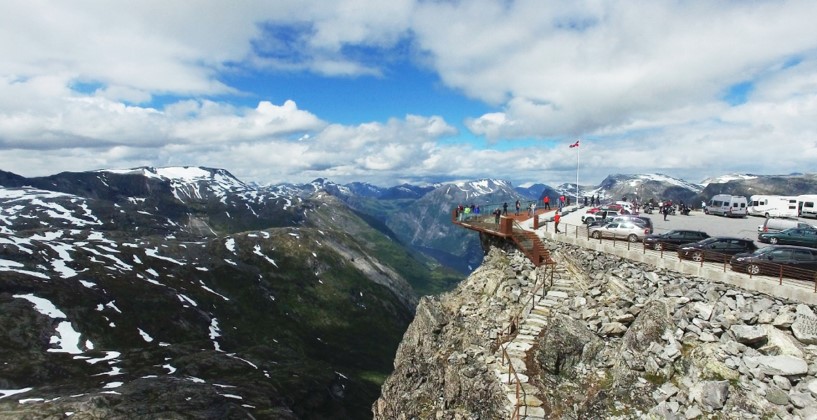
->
[569,140,580,148]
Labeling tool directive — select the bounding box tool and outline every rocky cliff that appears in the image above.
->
[375,241,817,419]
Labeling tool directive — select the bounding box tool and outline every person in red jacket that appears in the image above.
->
[543,195,550,210]
[554,211,561,233]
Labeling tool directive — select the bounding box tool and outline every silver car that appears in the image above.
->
[588,222,649,242]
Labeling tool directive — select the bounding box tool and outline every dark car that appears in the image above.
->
[588,215,653,234]
[677,237,758,263]
[730,245,817,280]
[757,227,817,248]
[644,230,710,251]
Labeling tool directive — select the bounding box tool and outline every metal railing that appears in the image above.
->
[494,264,555,419]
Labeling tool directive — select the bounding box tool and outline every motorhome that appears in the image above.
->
[748,195,798,218]
[798,195,817,219]
[706,194,748,217]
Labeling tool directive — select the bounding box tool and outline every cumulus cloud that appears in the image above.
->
[1,1,817,188]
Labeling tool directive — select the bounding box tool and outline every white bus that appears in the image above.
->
[797,195,817,219]
[748,195,798,218]
[706,194,748,217]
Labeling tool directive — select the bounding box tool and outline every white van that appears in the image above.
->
[748,195,798,218]
[797,195,817,219]
[707,194,748,218]
[757,217,815,233]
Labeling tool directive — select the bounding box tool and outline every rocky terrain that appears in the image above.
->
[375,238,817,419]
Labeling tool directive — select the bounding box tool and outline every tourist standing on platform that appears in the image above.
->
[515,200,521,215]
[543,195,550,210]
[502,202,508,215]
[554,211,561,233]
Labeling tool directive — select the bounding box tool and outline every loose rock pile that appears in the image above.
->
[543,244,817,419]
[375,241,817,419]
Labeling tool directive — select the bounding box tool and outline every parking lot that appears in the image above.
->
[558,207,817,248]
[539,207,817,299]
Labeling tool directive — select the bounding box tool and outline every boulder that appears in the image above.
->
[743,355,808,376]
[690,380,729,412]
[773,310,797,329]
[730,325,767,346]
[765,386,789,406]
[692,302,714,321]
[791,311,817,345]
[759,325,804,358]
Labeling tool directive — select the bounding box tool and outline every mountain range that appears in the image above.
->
[3,167,817,418]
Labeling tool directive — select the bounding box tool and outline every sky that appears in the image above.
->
[1,1,817,188]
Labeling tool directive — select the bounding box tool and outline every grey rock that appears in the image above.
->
[690,380,729,412]
[684,405,703,419]
[765,386,789,405]
[730,325,767,346]
[789,392,815,409]
[792,312,817,345]
[771,375,791,390]
[744,355,809,376]
[692,302,714,321]
[598,322,628,336]
[773,310,798,329]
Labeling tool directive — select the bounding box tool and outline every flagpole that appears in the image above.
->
[576,140,580,207]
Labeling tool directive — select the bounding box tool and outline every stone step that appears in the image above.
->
[496,370,529,384]
[518,406,546,418]
[502,341,533,353]
[505,391,544,408]
[531,307,551,317]
[513,334,537,343]
[537,299,559,307]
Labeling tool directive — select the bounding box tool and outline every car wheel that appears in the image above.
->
[655,243,664,251]
[747,264,760,275]
[628,234,638,242]
[769,237,779,245]
[691,251,704,262]
[591,231,601,239]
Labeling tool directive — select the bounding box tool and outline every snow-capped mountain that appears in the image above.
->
[0,167,437,419]
[700,173,759,187]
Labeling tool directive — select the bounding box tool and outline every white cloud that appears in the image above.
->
[1,1,817,188]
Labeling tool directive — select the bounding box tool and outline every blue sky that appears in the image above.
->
[1,1,817,188]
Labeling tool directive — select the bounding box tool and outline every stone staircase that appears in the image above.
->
[491,263,575,419]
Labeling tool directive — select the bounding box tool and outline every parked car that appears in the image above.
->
[588,215,654,234]
[677,237,758,262]
[757,217,814,233]
[644,230,710,251]
[757,227,817,248]
[730,245,817,280]
[588,222,650,242]
[582,209,627,224]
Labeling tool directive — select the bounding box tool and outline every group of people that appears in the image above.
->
[454,203,481,221]
[458,193,595,232]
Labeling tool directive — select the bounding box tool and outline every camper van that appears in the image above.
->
[706,194,748,217]
[798,195,817,219]
[748,195,798,218]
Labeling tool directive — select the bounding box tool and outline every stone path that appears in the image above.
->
[490,263,576,419]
